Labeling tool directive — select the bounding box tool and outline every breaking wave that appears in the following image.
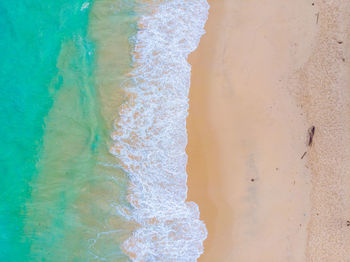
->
[110,0,209,260]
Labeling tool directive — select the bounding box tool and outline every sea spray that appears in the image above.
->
[110,0,209,260]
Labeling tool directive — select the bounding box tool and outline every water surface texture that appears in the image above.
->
[0,0,208,261]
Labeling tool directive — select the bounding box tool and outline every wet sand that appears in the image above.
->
[187,0,350,261]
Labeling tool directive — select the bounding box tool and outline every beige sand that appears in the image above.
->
[186,0,350,261]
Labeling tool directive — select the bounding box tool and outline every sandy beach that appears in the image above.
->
[187,0,350,261]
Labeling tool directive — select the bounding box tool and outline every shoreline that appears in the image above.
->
[187,0,350,260]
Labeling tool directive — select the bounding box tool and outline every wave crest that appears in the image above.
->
[110,0,209,261]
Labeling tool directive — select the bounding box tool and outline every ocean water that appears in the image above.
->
[0,0,208,261]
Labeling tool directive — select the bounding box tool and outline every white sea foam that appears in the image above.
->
[80,2,90,11]
[110,0,209,261]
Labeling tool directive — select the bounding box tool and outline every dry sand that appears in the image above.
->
[186,0,350,261]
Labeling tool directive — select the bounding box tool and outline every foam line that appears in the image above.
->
[110,0,209,260]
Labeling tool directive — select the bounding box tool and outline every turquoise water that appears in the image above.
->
[0,0,209,260]
[0,0,136,261]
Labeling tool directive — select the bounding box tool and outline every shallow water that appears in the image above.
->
[0,0,134,260]
[0,0,208,261]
